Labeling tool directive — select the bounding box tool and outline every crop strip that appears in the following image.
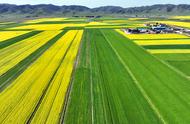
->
[0,30,67,91]
[132,38,190,41]
[0,31,61,76]
[60,30,85,123]
[0,31,41,49]
[0,30,78,123]
[113,29,190,123]
[64,29,163,124]
[148,49,190,54]
[28,30,81,124]
[143,44,190,49]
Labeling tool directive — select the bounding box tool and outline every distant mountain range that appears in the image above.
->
[0,4,190,17]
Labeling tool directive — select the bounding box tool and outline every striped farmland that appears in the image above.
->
[0,17,190,124]
[0,30,83,123]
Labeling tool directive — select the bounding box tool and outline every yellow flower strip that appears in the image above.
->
[116,29,190,54]
[46,30,83,124]
[128,18,148,21]
[134,39,190,45]
[24,18,66,23]
[0,31,49,60]
[9,24,66,30]
[0,30,78,123]
[124,33,189,40]
[0,31,30,42]
[10,24,86,31]
[153,21,190,29]
[0,31,61,76]
[171,16,190,19]
[148,49,190,54]
[31,30,83,124]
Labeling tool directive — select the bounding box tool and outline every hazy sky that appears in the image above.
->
[0,0,190,8]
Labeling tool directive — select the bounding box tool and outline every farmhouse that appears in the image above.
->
[124,23,188,34]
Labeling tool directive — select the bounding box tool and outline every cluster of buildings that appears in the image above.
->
[124,23,190,35]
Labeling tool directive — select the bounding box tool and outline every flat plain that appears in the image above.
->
[0,17,190,124]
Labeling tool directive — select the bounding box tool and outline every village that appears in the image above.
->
[123,23,190,36]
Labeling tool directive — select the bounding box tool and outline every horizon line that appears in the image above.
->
[0,3,189,8]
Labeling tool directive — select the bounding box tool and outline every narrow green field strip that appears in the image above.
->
[0,30,67,91]
[63,27,85,30]
[154,53,190,61]
[143,44,190,49]
[167,61,190,76]
[0,31,61,77]
[0,31,41,49]
[64,29,113,124]
[88,29,113,124]
[104,29,190,123]
[0,31,78,123]
[64,30,94,124]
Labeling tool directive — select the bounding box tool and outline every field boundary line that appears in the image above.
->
[43,30,79,123]
[116,29,190,81]
[60,30,85,124]
[0,31,41,49]
[89,30,94,124]
[101,30,167,124]
[27,30,79,123]
[0,31,66,91]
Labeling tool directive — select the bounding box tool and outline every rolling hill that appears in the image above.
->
[0,4,190,17]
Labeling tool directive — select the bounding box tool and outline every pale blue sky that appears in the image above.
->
[0,0,190,8]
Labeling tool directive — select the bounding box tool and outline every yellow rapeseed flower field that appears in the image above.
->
[46,30,83,124]
[24,18,66,23]
[116,29,184,39]
[0,30,80,123]
[128,18,148,21]
[171,16,190,19]
[31,30,83,124]
[0,31,30,42]
[134,39,190,45]
[116,29,189,40]
[9,23,86,30]
[103,20,129,24]
[153,21,190,28]
[0,31,61,76]
[87,22,109,25]
[148,49,190,54]
[116,29,190,54]
[9,24,66,30]
[124,33,189,40]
